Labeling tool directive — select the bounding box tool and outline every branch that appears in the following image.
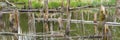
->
[5,0,16,7]
[35,18,120,26]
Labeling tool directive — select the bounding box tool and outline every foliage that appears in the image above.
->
[70,2,81,7]
[32,1,43,8]
[48,2,61,9]
[11,0,115,8]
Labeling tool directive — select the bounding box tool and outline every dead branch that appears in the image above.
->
[35,18,120,26]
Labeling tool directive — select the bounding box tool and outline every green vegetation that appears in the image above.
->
[70,2,81,7]
[10,0,116,8]
[1,0,119,40]
[32,1,43,8]
[48,2,61,8]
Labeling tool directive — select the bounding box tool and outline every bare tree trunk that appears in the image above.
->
[15,10,22,40]
[0,11,6,40]
[9,9,20,40]
[44,0,49,33]
[65,0,71,40]
[58,0,64,32]
[28,0,36,40]
[44,0,49,40]
[50,15,54,40]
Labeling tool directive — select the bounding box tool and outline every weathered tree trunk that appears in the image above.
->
[9,10,20,40]
[65,0,71,40]
[50,15,54,40]
[44,0,49,33]
[43,0,49,40]
[28,0,36,40]
[58,0,64,32]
